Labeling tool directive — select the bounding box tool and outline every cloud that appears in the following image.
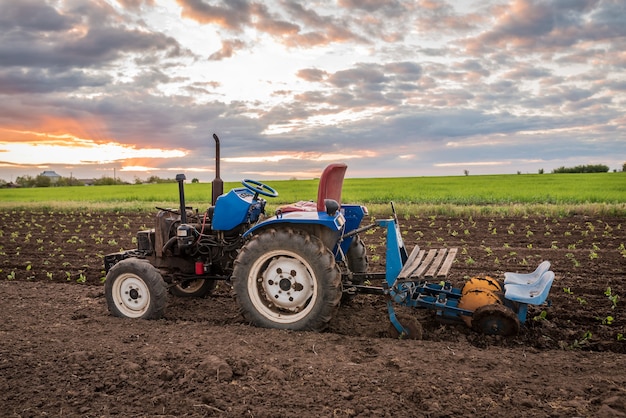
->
[463,0,626,56]
[0,1,185,71]
[0,0,624,182]
[208,39,246,60]
[176,0,253,30]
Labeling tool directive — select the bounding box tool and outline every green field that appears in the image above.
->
[1,172,624,216]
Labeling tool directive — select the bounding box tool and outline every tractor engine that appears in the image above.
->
[135,205,258,281]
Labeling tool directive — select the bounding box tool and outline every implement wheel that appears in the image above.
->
[233,228,342,332]
[472,304,520,336]
[105,258,167,319]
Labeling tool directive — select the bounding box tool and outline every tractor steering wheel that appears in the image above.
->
[241,179,279,198]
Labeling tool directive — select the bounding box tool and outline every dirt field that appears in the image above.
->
[1,210,625,417]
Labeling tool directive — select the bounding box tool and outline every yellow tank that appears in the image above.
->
[462,275,502,295]
[458,280,503,327]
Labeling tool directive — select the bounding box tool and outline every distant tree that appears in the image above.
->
[464,170,469,176]
[134,176,143,185]
[517,171,522,175]
[15,175,36,188]
[146,175,176,184]
[191,178,199,183]
[538,168,544,174]
[622,162,626,172]
[56,176,82,187]
[34,175,52,187]
[93,176,128,185]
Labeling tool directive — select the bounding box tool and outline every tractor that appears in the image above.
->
[104,134,555,337]
[103,134,368,331]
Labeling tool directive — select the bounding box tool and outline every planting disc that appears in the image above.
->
[457,288,503,327]
[471,304,520,336]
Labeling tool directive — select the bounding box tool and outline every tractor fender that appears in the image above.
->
[244,211,346,251]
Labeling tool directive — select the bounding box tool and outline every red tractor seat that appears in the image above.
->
[279,163,347,213]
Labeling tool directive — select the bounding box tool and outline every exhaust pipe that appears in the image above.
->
[211,133,223,205]
[175,173,187,224]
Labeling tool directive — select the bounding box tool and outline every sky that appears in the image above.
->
[0,0,625,183]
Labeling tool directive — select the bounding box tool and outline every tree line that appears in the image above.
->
[0,175,200,188]
[551,164,612,174]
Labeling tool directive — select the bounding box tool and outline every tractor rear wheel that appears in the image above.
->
[170,279,216,298]
[232,228,342,332]
[471,304,520,336]
[105,258,167,319]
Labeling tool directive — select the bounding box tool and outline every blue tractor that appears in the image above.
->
[103,134,368,331]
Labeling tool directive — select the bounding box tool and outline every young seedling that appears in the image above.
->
[533,310,548,321]
[571,331,593,349]
[605,287,619,309]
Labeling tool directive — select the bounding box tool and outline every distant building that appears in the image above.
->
[40,170,61,184]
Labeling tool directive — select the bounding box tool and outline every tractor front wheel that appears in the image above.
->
[105,258,167,319]
[232,228,342,331]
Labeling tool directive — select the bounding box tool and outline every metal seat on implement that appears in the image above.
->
[504,260,551,285]
[504,270,554,305]
[397,245,458,280]
[278,163,347,213]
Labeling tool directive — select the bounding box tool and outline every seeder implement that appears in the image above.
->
[343,208,555,338]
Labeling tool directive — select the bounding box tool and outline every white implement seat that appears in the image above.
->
[504,271,554,305]
[504,260,551,285]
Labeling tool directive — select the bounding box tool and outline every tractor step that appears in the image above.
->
[397,246,458,280]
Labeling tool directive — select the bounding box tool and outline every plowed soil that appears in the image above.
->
[1,210,625,417]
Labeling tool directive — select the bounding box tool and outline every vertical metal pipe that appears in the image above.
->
[176,173,187,224]
[211,133,223,205]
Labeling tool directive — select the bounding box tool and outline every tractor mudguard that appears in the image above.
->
[243,210,346,239]
[338,204,368,255]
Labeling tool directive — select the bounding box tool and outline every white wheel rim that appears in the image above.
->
[248,250,317,324]
[112,273,151,318]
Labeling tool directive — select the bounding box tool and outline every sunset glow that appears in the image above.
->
[0,1,623,182]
